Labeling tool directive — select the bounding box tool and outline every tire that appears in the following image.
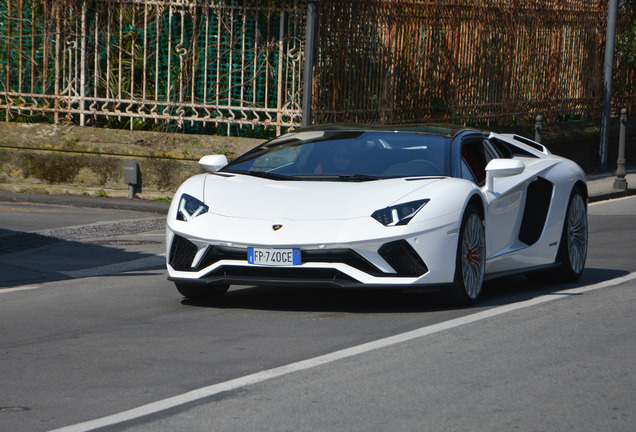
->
[525,186,587,283]
[175,283,229,301]
[442,205,486,306]
[553,186,588,281]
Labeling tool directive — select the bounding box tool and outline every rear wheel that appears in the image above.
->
[442,205,485,306]
[554,186,588,281]
[175,283,229,301]
[525,186,587,282]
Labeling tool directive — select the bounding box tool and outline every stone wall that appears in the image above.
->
[0,123,262,199]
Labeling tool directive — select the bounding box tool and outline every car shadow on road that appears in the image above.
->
[180,267,630,313]
[469,267,629,308]
[0,227,162,288]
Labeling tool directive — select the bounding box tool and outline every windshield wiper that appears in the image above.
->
[225,170,295,181]
[294,174,382,182]
[337,174,382,182]
[274,173,383,182]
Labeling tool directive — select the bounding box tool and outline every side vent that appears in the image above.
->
[513,135,548,154]
[519,178,554,246]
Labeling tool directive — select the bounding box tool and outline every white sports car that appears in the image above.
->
[166,125,588,305]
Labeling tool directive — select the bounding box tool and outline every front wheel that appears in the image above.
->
[175,283,229,301]
[442,205,486,306]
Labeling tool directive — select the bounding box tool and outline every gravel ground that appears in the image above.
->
[0,217,165,255]
[36,217,165,241]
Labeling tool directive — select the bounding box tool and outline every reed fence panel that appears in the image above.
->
[313,0,635,126]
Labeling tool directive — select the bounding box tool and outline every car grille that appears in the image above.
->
[205,266,358,283]
[198,245,246,269]
[198,246,386,276]
[378,240,428,277]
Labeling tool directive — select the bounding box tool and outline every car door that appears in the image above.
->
[459,138,525,259]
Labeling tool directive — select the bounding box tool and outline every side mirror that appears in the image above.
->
[199,155,228,173]
[485,159,525,191]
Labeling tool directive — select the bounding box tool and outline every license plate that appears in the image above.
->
[247,247,301,266]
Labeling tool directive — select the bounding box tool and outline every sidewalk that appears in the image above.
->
[586,171,636,202]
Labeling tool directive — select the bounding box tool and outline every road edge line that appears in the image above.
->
[60,255,166,279]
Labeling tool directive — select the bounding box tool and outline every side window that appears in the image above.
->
[460,140,495,185]
[460,159,476,183]
[488,137,536,158]
[487,138,513,158]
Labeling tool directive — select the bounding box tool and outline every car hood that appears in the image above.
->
[203,173,442,221]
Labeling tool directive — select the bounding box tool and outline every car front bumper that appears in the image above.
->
[165,214,461,289]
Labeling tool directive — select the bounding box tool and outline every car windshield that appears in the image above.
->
[221,130,450,181]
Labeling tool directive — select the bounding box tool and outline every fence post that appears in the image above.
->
[613,108,628,190]
[54,4,61,124]
[534,115,543,143]
[302,0,318,128]
[80,0,87,127]
[599,0,619,172]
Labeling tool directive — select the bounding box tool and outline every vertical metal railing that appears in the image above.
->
[0,0,306,135]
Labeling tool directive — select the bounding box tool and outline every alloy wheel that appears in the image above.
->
[567,194,587,275]
[461,213,485,299]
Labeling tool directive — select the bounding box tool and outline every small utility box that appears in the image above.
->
[124,160,141,199]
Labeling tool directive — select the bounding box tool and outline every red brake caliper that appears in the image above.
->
[466,249,476,264]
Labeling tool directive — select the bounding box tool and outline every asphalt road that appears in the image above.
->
[0,196,635,431]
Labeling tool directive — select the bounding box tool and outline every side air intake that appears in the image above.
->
[519,178,554,246]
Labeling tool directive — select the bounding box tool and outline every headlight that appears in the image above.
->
[177,194,209,221]
[371,199,429,226]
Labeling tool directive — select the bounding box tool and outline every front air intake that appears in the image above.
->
[169,235,198,271]
[378,240,428,277]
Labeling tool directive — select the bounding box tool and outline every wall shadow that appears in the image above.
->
[0,227,163,288]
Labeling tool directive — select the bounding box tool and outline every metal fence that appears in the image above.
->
[0,0,305,136]
[1,0,635,134]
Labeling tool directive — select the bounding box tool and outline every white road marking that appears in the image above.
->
[0,285,43,294]
[51,271,636,432]
[60,255,165,278]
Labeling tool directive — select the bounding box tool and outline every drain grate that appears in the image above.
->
[86,240,161,246]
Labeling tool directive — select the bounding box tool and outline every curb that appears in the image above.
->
[0,191,170,214]
[588,189,636,203]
